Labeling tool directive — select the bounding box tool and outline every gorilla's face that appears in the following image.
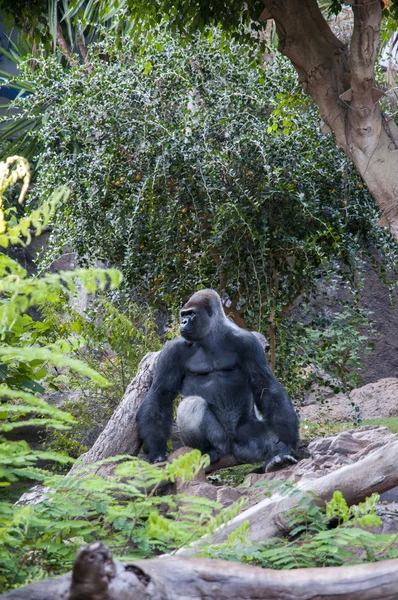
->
[180,306,212,342]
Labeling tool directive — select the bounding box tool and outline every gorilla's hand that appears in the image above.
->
[152,455,167,464]
[265,454,297,473]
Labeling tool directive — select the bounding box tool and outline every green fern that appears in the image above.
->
[0,450,246,588]
[202,489,398,569]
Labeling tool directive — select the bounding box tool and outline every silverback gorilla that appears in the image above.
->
[137,289,298,471]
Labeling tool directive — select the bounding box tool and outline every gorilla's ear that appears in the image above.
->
[205,305,213,317]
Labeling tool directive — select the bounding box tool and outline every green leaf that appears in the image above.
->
[144,60,153,75]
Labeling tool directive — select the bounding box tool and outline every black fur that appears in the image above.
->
[137,289,298,469]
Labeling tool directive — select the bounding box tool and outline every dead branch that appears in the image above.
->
[2,541,398,600]
[68,351,159,476]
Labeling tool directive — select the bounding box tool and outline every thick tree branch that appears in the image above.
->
[348,0,383,155]
[351,0,381,84]
[3,545,398,600]
[262,0,398,240]
[263,0,348,145]
[56,24,78,68]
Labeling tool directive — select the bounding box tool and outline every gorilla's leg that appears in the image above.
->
[233,418,297,471]
[176,396,231,462]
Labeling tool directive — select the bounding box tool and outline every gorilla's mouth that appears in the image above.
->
[180,327,196,340]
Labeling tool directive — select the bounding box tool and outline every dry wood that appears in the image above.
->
[179,439,398,551]
[68,351,159,476]
[17,352,160,505]
[2,545,398,600]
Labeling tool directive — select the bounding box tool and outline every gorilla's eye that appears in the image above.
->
[181,310,195,318]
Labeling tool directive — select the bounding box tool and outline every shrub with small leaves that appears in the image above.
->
[3,29,397,399]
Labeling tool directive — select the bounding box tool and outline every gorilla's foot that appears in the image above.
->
[70,541,115,600]
[265,454,297,473]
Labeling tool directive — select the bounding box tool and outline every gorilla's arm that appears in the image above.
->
[136,340,185,463]
[238,333,298,450]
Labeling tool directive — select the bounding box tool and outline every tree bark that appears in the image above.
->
[262,0,398,241]
[56,23,78,68]
[178,438,398,552]
[68,351,160,476]
[2,542,398,600]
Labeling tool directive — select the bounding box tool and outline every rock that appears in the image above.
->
[300,378,398,423]
[216,487,246,507]
[373,503,398,534]
[243,426,398,489]
[308,426,397,456]
[171,425,398,528]
[176,481,218,501]
[380,487,398,503]
[48,252,78,272]
[360,268,398,385]
[351,378,398,419]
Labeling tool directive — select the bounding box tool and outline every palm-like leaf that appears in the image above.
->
[0,0,127,162]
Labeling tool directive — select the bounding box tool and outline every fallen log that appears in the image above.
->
[177,438,398,552]
[2,541,398,600]
[17,352,160,505]
[68,351,159,476]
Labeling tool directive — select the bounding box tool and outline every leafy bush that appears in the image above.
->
[278,304,375,409]
[1,448,245,590]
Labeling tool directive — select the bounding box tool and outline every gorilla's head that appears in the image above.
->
[180,289,225,342]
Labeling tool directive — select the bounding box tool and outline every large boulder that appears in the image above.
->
[300,377,398,423]
[177,426,398,512]
[243,426,398,493]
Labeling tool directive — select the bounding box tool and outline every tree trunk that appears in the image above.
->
[178,438,398,552]
[2,543,398,600]
[68,351,160,476]
[263,0,398,240]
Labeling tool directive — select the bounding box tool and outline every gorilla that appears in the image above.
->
[137,289,298,471]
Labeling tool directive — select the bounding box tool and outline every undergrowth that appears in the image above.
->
[1,449,245,590]
[201,486,398,569]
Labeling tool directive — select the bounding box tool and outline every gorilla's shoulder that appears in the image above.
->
[226,325,261,350]
[160,337,189,355]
